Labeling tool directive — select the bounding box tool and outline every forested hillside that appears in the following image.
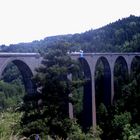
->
[0,15,140,53]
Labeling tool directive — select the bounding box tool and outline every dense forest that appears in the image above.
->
[0,15,140,139]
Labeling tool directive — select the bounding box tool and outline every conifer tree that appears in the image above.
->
[20,45,83,139]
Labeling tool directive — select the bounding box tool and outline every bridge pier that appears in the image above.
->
[111,69,114,104]
[91,74,96,127]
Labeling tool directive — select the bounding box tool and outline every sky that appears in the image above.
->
[0,0,140,45]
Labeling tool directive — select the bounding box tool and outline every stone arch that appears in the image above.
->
[78,57,92,130]
[95,56,111,107]
[114,56,129,77]
[0,58,35,94]
[130,56,140,81]
[131,56,140,71]
[114,56,129,101]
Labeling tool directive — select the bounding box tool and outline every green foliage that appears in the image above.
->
[0,62,25,110]
[0,81,24,110]
[68,124,102,140]
[112,112,132,130]
[123,124,140,140]
[20,46,85,139]
[96,103,108,128]
[2,62,24,85]
[0,111,22,140]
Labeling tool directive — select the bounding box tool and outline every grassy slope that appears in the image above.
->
[0,111,22,140]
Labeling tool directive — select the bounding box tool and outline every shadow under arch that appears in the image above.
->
[78,57,92,131]
[130,56,140,83]
[95,57,111,107]
[130,56,140,78]
[1,59,35,94]
[114,56,129,101]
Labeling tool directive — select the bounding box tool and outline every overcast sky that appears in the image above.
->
[0,0,139,45]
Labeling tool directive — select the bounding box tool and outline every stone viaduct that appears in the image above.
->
[0,52,140,128]
[70,52,140,128]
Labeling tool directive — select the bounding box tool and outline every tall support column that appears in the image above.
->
[111,68,114,104]
[91,74,96,127]
[109,57,116,105]
[67,73,74,119]
[69,94,74,119]
[125,56,133,76]
[88,58,97,128]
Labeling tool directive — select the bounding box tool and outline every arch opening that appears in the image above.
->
[1,59,35,95]
[126,56,140,123]
[0,62,25,110]
[131,56,140,78]
[73,57,92,131]
[95,57,111,139]
[95,57,111,108]
[114,56,129,102]
[131,56,140,92]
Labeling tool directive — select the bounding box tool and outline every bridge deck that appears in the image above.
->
[70,52,140,56]
[0,53,40,57]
